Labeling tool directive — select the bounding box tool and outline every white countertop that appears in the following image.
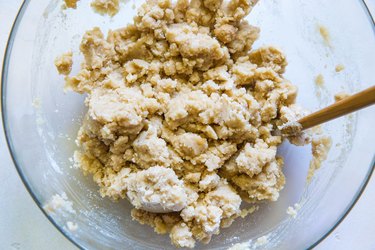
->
[1,1,374,249]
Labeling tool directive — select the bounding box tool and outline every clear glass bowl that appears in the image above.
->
[2,0,375,249]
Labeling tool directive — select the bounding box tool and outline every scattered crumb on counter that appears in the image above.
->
[63,0,80,9]
[43,192,76,214]
[131,3,136,9]
[307,136,332,182]
[255,236,268,247]
[32,98,41,109]
[315,74,324,87]
[67,221,78,231]
[335,64,345,72]
[54,51,73,75]
[318,25,331,47]
[334,92,350,102]
[91,0,120,17]
[228,242,250,250]
[286,203,301,218]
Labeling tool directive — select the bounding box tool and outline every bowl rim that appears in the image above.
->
[1,0,375,249]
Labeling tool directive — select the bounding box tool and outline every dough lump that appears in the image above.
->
[64,0,79,9]
[126,166,188,213]
[58,0,324,247]
[91,0,120,17]
[54,51,73,75]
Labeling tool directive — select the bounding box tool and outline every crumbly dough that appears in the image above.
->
[54,51,73,75]
[58,0,326,247]
[91,0,120,17]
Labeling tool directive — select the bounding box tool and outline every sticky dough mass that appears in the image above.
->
[61,0,313,248]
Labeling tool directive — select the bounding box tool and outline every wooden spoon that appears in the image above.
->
[298,85,375,131]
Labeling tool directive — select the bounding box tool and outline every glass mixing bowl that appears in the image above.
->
[2,0,375,249]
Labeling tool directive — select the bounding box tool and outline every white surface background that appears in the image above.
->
[1,1,374,249]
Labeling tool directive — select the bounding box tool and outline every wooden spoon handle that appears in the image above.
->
[298,85,375,130]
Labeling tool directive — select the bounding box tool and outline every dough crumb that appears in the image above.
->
[334,92,350,102]
[228,242,250,250]
[307,136,332,181]
[32,98,41,109]
[43,193,76,214]
[240,205,259,218]
[54,51,73,75]
[67,221,78,231]
[255,235,268,246]
[63,0,79,9]
[318,25,331,47]
[286,203,301,218]
[91,0,119,17]
[335,64,345,72]
[315,74,324,87]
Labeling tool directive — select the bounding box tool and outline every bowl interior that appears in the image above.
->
[2,0,375,249]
